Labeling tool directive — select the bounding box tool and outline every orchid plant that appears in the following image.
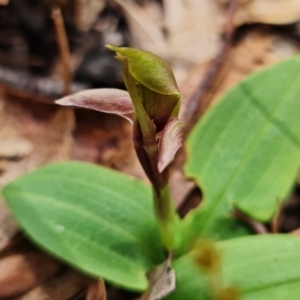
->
[3,47,300,300]
[57,46,185,251]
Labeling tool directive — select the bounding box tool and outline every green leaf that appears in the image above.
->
[168,235,300,300]
[182,55,300,250]
[2,162,165,291]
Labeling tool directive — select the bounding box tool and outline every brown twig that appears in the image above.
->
[183,0,239,129]
[271,200,283,233]
[52,5,72,96]
[233,209,269,234]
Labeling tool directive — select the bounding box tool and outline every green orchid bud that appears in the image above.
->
[106,45,184,251]
[106,45,181,132]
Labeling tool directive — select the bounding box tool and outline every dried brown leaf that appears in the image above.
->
[0,252,61,298]
[164,0,223,65]
[72,109,148,182]
[112,0,168,58]
[180,27,300,112]
[86,279,106,300]
[12,269,88,300]
[0,97,75,185]
[139,255,175,300]
[0,136,32,159]
[75,0,106,31]
[234,0,300,25]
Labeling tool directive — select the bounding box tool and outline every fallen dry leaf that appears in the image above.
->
[0,136,33,160]
[0,252,61,298]
[72,109,148,182]
[12,269,88,300]
[112,0,168,58]
[75,0,106,31]
[164,0,223,66]
[139,254,175,300]
[180,26,300,113]
[0,96,75,185]
[234,0,300,26]
[86,279,106,300]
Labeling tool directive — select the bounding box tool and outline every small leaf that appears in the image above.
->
[3,162,165,291]
[167,235,300,300]
[56,88,134,123]
[181,54,300,252]
[158,118,185,173]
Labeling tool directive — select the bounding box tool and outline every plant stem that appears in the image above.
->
[153,183,179,251]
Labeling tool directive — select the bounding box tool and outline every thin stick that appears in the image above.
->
[271,200,283,233]
[52,5,72,96]
[233,209,269,234]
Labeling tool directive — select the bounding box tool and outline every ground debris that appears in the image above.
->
[0,252,61,298]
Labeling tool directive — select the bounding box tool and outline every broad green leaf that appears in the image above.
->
[2,162,164,291]
[182,55,300,250]
[168,235,300,300]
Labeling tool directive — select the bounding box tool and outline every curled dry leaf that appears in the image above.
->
[12,269,89,300]
[158,118,185,173]
[233,0,300,25]
[0,252,61,298]
[86,279,107,300]
[56,88,134,123]
[139,254,175,300]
